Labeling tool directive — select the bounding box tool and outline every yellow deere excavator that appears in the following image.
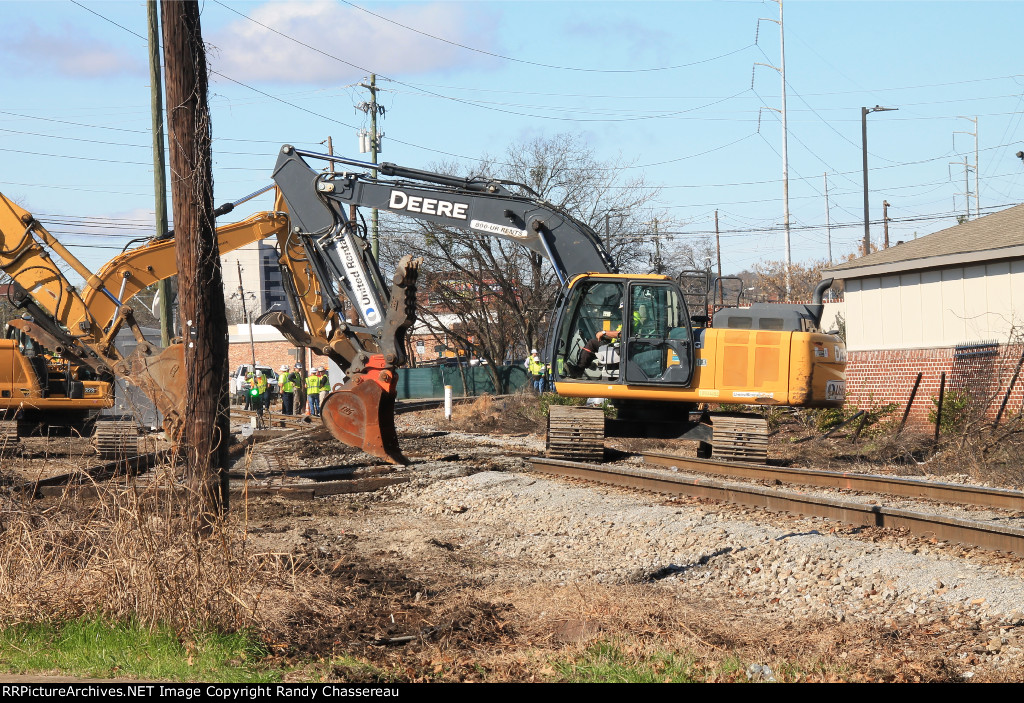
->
[267,146,847,462]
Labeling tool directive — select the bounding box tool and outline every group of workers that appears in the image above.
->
[243,363,333,416]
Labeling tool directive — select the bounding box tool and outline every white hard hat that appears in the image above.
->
[531,348,538,354]
[255,370,263,376]
[280,365,289,371]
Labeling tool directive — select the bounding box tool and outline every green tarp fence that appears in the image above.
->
[396,365,530,399]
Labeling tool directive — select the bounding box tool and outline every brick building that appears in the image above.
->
[228,324,340,391]
[827,204,1024,425]
[406,314,480,364]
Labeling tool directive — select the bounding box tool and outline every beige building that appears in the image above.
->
[828,204,1024,421]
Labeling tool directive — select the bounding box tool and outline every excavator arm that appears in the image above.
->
[271,146,616,285]
[0,190,292,441]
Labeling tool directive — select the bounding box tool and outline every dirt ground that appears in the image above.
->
[4,403,1024,683]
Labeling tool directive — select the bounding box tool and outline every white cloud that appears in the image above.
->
[0,22,143,77]
[207,1,498,85]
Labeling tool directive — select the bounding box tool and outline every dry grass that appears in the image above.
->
[0,466,298,633]
[446,392,545,434]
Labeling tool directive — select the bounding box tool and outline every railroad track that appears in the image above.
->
[528,455,1024,557]
[229,395,505,426]
[230,408,321,428]
[642,451,1024,511]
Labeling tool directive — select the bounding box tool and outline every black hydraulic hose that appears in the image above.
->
[813,278,834,306]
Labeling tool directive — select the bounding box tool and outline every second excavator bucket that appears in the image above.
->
[114,342,186,440]
[320,357,407,465]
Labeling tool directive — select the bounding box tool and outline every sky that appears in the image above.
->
[1,0,1023,278]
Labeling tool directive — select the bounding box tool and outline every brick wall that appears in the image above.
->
[228,341,319,373]
[846,344,1024,429]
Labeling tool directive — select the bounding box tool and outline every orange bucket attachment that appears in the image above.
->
[320,359,407,465]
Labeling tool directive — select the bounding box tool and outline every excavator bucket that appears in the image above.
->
[114,342,187,440]
[320,368,407,465]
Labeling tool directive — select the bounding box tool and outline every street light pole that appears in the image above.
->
[861,105,897,256]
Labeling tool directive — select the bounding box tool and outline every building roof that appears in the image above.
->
[827,203,1024,279]
[228,324,287,344]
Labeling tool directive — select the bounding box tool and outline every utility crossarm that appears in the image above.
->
[271,146,618,291]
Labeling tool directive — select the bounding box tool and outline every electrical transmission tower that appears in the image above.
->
[753,0,791,299]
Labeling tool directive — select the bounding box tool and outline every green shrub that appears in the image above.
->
[928,389,971,434]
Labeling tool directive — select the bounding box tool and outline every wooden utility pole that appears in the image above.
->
[147,0,174,347]
[714,210,723,305]
[358,74,382,260]
[824,172,833,265]
[882,200,890,249]
[161,0,229,512]
[651,218,663,275]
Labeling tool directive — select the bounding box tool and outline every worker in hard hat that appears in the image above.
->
[280,364,294,415]
[293,362,306,412]
[526,348,545,393]
[253,369,268,414]
[306,367,321,416]
[243,368,256,410]
[317,367,330,413]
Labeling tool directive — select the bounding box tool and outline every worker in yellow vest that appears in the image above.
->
[243,370,255,410]
[306,369,321,416]
[253,369,268,414]
[280,365,294,415]
[527,349,545,393]
[317,367,330,411]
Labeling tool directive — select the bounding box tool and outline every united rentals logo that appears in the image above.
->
[333,234,382,326]
[389,190,468,219]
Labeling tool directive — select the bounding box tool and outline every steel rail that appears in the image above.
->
[642,451,1024,511]
[229,408,321,428]
[529,457,1024,556]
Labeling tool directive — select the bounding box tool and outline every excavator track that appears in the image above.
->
[711,415,769,463]
[546,405,605,463]
[0,420,20,455]
[93,420,139,459]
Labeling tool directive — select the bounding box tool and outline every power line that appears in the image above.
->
[338,0,755,73]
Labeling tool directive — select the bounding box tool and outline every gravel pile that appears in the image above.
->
[408,470,1024,668]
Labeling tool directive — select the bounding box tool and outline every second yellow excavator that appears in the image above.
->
[0,187,418,462]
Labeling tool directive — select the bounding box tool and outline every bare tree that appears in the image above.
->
[746,258,835,302]
[380,133,671,390]
[662,235,716,276]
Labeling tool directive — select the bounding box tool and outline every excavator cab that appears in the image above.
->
[552,274,695,388]
[622,280,694,386]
